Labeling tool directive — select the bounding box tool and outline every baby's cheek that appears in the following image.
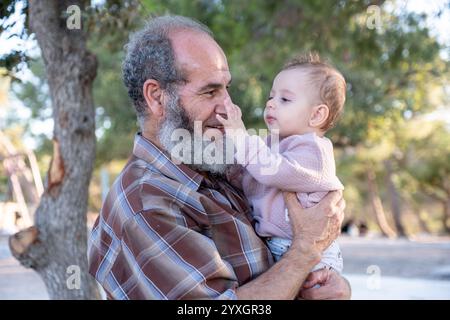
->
[279,116,291,129]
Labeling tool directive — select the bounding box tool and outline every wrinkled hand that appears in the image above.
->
[216,97,247,140]
[299,268,351,300]
[283,191,345,256]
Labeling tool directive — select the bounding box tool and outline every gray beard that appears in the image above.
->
[158,91,234,176]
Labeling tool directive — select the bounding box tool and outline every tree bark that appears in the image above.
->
[366,167,397,238]
[9,0,100,299]
[384,159,407,237]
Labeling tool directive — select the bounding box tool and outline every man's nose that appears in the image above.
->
[214,91,231,116]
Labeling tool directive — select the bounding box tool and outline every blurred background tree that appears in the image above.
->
[1,0,450,298]
[4,0,450,234]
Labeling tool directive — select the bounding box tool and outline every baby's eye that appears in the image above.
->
[281,97,290,102]
[267,96,273,100]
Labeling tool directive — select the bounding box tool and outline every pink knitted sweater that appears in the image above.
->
[229,132,344,239]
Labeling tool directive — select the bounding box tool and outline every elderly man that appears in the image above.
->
[88,15,350,300]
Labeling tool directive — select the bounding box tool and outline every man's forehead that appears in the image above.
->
[170,30,229,76]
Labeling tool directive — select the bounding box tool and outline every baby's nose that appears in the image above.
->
[266,99,275,109]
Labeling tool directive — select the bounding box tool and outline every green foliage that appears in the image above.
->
[404,121,450,201]
[0,0,29,77]
[2,0,450,233]
[89,32,139,163]
[139,0,450,147]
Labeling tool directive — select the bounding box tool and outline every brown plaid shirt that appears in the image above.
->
[88,133,273,299]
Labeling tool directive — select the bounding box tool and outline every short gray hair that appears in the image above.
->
[122,15,213,123]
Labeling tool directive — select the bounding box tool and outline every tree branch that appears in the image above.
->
[8,226,48,270]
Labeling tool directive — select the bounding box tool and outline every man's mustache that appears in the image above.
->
[203,114,227,127]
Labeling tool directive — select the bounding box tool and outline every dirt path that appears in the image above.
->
[339,236,450,279]
[0,235,48,299]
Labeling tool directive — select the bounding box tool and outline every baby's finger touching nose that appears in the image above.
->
[216,114,225,124]
[224,97,233,108]
[235,104,242,118]
[224,98,234,116]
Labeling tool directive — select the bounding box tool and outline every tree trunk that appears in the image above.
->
[416,208,431,234]
[366,167,397,238]
[8,0,100,299]
[384,159,407,237]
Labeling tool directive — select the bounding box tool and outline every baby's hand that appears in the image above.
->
[216,97,247,140]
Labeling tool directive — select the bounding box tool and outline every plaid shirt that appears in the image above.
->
[88,133,273,300]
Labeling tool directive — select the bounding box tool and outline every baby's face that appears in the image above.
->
[264,68,317,138]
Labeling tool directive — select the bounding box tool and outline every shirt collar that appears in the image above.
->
[132,133,204,191]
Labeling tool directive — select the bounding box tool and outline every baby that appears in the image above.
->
[217,53,346,273]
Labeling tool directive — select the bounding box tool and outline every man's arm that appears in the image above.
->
[94,191,344,300]
[236,190,345,299]
[236,238,321,299]
[113,209,240,300]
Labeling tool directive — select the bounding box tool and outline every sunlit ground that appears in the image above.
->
[340,236,450,299]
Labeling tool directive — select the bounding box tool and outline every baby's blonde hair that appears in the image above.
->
[282,52,346,131]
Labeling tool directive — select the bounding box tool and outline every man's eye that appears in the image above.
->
[205,90,216,97]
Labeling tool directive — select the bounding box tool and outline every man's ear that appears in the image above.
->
[143,79,164,117]
[309,104,329,128]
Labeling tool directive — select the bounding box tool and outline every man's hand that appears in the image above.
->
[236,190,345,300]
[283,190,345,258]
[299,268,351,300]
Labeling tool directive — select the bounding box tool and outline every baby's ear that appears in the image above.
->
[309,104,329,128]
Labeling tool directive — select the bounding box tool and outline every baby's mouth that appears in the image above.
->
[265,116,276,123]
